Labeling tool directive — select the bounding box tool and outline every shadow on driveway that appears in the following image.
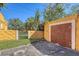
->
[31,40,79,56]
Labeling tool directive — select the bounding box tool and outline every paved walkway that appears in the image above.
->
[0,44,43,56]
[0,40,79,56]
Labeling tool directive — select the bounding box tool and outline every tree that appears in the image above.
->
[43,3,65,22]
[8,18,24,30]
[38,20,44,31]
[0,3,6,12]
[25,10,41,31]
[25,17,35,30]
[71,4,79,14]
[34,9,40,30]
[0,3,4,7]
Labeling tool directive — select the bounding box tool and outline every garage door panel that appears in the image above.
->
[51,23,72,48]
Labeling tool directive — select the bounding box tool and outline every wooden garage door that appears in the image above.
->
[51,23,72,48]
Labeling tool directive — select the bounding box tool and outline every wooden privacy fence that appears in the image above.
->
[0,30,18,40]
[28,30,44,39]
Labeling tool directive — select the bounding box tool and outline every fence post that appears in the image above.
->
[16,30,19,40]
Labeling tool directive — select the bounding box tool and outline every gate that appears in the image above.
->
[18,31,28,40]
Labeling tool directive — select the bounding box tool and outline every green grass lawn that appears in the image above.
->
[0,39,30,50]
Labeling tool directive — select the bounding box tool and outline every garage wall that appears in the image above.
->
[44,14,79,51]
[76,15,79,51]
[44,14,77,41]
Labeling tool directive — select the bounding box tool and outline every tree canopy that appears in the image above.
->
[8,18,24,30]
[43,3,65,22]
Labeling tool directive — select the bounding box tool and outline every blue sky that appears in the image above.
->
[1,3,47,22]
[1,3,78,22]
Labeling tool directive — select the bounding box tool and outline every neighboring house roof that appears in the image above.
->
[0,13,8,30]
[0,13,7,23]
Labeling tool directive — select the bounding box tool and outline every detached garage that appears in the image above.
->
[44,14,79,51]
